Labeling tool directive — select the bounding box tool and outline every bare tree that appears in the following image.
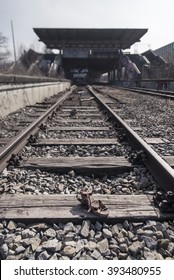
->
[0,32,11,68]
[17,43,27,59]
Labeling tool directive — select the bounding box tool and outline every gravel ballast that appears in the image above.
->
[0,219,174,260]
[1,87,174,260]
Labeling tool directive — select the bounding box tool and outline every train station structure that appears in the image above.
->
[34,28,148,83]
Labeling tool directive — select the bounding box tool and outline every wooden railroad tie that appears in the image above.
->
[0,194,173,222]
[163,156,174,168]
[47,126,110,131]
[32,138,119,146]
[54,118,104,123]
[20,156,133,175]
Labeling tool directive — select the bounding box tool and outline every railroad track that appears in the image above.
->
[112,85,174,99]
[0,85,174,224]
[0,87,74,172]
[94,86,174,162]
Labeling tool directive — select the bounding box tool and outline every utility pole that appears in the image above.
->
[11,20,17,63]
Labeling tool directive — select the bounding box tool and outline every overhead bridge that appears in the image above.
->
[34,28,148,83]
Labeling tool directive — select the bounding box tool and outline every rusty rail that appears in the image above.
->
[114,86,174,100]
[0,87,75,172]
[88,85,174,191]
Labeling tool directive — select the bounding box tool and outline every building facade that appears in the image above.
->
[154,42,174,64]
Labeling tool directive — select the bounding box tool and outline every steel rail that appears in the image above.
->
[131,87,174,95]
[114,86,174,99]
[88,85,174,191]
[0,87,75,172]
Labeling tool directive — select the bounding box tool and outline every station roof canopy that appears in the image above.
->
[33,28,148,50]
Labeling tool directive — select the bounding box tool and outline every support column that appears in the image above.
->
[113,68,116,82]
[117,49,123,83]
[108,71,111,83]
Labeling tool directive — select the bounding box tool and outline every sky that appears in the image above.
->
[0,0,174,60]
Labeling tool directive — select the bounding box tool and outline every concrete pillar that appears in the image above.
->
[108,71,111,83]
[117,67,122,81]
[113,68,116,82]
[109,71,115,83]
[117,49,123,83]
